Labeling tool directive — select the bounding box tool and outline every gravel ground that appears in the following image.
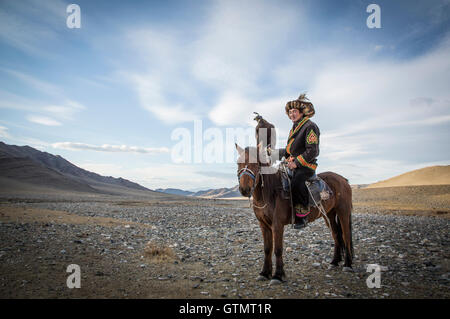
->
[0,194,449,299]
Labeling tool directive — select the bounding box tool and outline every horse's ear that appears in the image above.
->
[235,143,244,155]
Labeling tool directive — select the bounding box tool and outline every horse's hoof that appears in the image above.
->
[342,267,354,272]
[328,264,338,270]
[256,275,269,281]
[269,279,283,286]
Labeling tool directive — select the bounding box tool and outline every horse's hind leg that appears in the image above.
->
[258,220,273,280]
[328,209,343,267]
[337,207,353,269]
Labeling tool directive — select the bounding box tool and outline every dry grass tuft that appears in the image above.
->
[143,241,176,263]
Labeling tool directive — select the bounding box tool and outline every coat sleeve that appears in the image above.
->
[294,125,320,168]
[302,125,320,162]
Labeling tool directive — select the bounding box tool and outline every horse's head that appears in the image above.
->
[235,143,263,198]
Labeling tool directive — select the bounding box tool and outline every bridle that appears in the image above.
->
[237,165,258,194]
[237,164,259,195]
[237,164,267,209]
[237,165,256,183]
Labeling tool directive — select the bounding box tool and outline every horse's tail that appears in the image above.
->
[336,203,354,259]
[349,211,354,258]
[346,177,354,258]
[348,183,354,258]
[342,177,354,259]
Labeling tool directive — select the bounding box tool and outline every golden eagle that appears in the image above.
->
[253,112,276,150]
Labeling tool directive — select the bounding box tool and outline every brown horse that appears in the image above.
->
[235,143,354,284]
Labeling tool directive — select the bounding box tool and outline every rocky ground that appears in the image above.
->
[0,187,449,299]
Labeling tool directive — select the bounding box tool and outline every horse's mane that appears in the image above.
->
[259,170,283,208]
[245,146,283,207]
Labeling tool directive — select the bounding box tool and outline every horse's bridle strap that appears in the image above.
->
[238,166,256,181]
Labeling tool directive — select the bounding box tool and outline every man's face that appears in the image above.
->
[288,108,302,122]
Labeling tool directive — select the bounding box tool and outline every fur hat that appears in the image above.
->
[285,93,315,118]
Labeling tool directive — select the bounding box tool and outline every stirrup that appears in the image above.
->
[293,217,307,229]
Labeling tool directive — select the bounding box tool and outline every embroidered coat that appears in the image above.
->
[278,117,320,171]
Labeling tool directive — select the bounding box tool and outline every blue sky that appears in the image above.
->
[0,0,449,190]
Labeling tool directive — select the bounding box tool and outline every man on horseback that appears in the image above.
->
[275,93,320,229]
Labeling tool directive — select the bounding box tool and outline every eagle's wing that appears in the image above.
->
[254,115,276,149]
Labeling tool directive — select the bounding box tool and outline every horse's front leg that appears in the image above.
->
[271,222,286,283]
[257,220,273,280]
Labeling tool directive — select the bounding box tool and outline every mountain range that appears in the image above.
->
[0,141,241,199]
[155,185,241,199]
[156,165,450,196]
[0,141,159,197]
[1,141,448,199]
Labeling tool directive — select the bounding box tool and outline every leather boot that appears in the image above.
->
[294,204,309,229]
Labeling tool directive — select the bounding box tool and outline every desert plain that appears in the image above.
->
[0,182,448,299]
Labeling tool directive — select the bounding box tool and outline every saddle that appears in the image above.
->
[279,164,333,207]
[305,173,333,205]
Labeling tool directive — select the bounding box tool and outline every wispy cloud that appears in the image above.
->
[26,115,62,126]
[309,39,450,122]
[128,73,200,124]
[0,0,67,58]
[52,142,169,154]
[208,93,290,127]
[0,125,51,150]
[120,0,302,125]
[42,100,86,120]
[119,27,205,124]
[1,68,64,97]
[0,89,38,112]
[191,0,301,95]
[0,125,11,139]
[0,69,86,123]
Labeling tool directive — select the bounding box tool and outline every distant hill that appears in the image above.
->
[0,141,162,196]
[368,165,450,188]
[0,156,99,193]
[154,188,195,196]
[194,185,240,198]
[351,184,369,189]
[155,185,241,199]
